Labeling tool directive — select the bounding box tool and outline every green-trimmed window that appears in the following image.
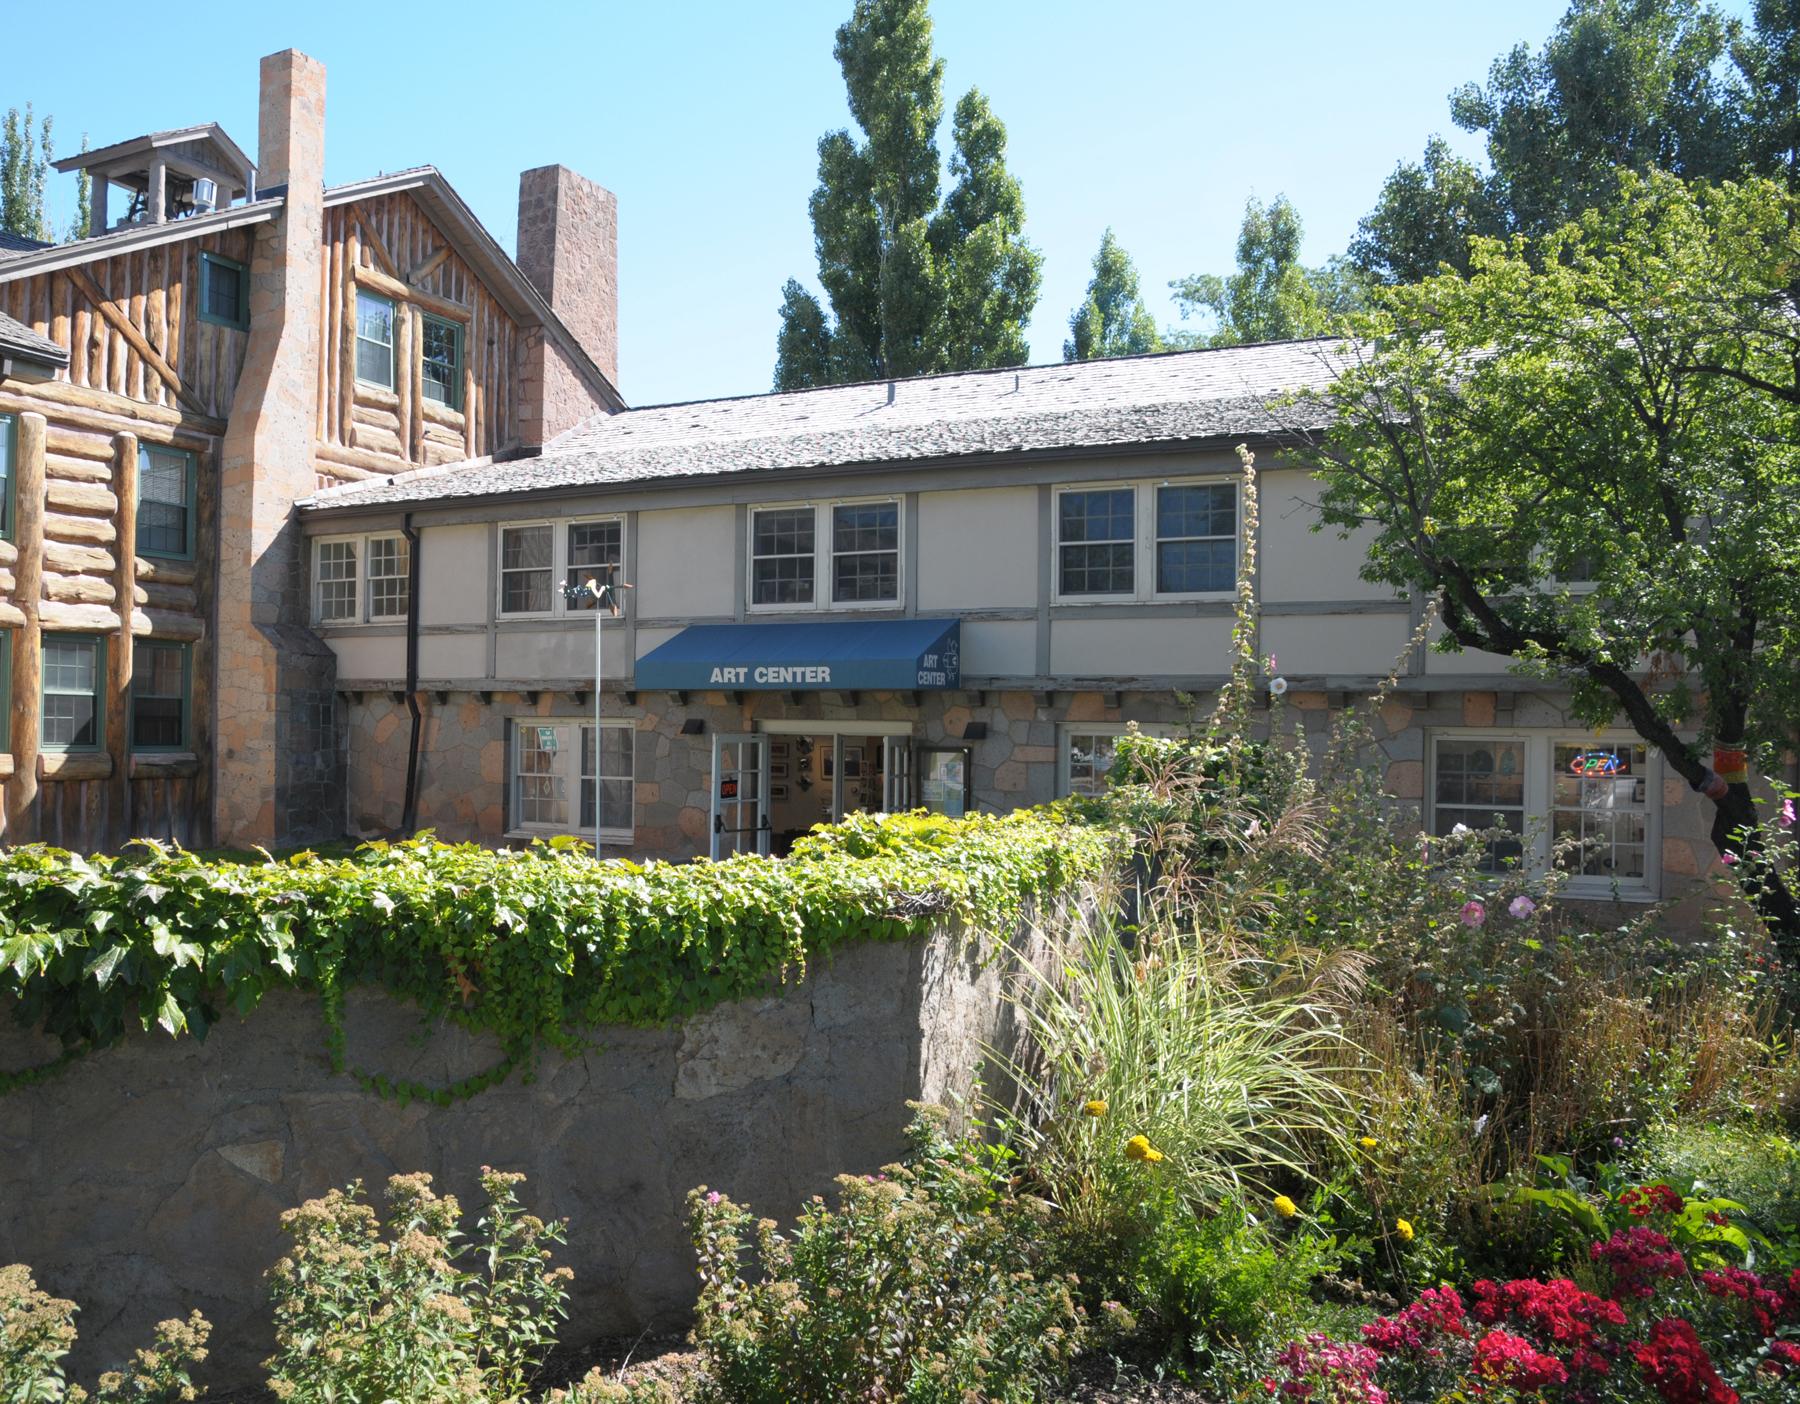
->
[137,445,195,558]
[198,251,249,330]
[0,413,15,541]
[131,640,190,751]
[355,291,395,387]
[41,635,104,752]
[421,316,462,410]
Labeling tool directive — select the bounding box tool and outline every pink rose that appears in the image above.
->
[1460,900,1487,928]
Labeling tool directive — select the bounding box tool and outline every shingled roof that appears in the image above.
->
[0,309,69,369]
[302,337,1347,514]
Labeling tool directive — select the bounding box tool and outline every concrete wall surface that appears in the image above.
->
[0,904,1075,1388]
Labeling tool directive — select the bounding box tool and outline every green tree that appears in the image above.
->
[1352,0,1755,283]
[773,0,1041,389]
[1169,195,1359,347]
[70,134,90,240]
[0,104,55,242]
[1063,228,1162,362]
[1296,172,1800,954]
[1733,0,1800,193]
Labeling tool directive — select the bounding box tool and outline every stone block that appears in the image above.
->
[1462,691,1498,727]
[1385,759,1423,799]
[1662,836,1699,877]
[1379,697,1413,735]
[993,759,1028,793]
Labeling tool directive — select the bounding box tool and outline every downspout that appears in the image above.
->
[400,512,423,834]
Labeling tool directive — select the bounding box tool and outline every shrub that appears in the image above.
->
[0,808,1119,1098]
[264,1168,570,1404]
[0,1266,209,1404]
[687,1105,1090,1404]
[1632,1123,1800,1240]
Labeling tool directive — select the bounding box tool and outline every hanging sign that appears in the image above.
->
[719,778,739,800]
[536,727,559,753]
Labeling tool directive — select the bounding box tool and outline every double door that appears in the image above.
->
[710,732,943,858]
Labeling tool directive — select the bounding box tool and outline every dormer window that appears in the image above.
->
[421,315,462,410]
[355,291,395,388]
[197,252,248,330]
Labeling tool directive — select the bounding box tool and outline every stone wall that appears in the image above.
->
[0,900,1082,1389]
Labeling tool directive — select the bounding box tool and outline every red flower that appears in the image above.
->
[1470,1329,1568,1391]
[1591,1227,1687,1300]
[1698,1267,1785,1335]
[1631,1317,1737,1404]
[1362,1286,1468,1356]
[1620,1182,1685,1217]
[1470,1276,1624,1361]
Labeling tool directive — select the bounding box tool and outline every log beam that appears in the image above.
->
[353,265,471,323]
[110,430,138,846]
[6,413,45,838]
[64,265,211,419]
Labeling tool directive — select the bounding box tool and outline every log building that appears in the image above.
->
[0,50,619,849]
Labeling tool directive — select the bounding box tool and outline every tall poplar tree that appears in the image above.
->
[773,0,1041,390]
[0,105,55,243]
[1063,229,1162,362]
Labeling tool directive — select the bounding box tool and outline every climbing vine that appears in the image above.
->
[0,809,1120,1099]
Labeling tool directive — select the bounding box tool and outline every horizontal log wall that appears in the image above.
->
[315,193,523,490]
[0,393,215,851]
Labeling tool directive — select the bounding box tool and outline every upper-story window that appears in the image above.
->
[197,251,249,330]
[1055,478,1239,602]
[355,291,396,388]
[748,499,901,611]
[0,413,15,541]
[498,518,625,617]
[312,533,409,624]
[137,446,195,559]
[421,315,463,410]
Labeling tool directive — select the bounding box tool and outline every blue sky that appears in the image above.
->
[2,1,1750,406]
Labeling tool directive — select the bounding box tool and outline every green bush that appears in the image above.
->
[0,809,1119,1098]
[264,1169,570,1404]
[1632,1121,1800,1240]
[0,1265,209,1404]
[687,1105,1094,1404]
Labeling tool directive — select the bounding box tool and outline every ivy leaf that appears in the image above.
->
[84,944,126,989]
[155,992,187,1036]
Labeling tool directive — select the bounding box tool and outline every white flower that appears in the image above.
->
[1451,823,1470,835]
[1269,677,1289,697]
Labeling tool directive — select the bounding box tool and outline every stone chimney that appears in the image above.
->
[214,50,341,847]
[515,164,619,444]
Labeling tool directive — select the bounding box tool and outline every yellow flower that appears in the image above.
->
[1396,1218,1415,1242]
[1124,1134,1164,1163]
[1359,1136,1379,1150]
[1272,1194,1298,1219]
[1082,1100,1108,1118]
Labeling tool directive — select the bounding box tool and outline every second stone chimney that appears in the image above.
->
[515,165,619,443]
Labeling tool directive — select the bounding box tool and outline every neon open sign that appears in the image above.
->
[1569,750,1629,776]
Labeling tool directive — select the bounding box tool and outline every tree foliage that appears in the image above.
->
[773,0,1041,389]
[1296,172,1800,951]
[0,105,54,243]
[1063,228,1162,361]
[1169,195,1360,348]
[1352,0,1800,284]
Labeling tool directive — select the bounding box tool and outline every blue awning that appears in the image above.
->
[636,618,960,692]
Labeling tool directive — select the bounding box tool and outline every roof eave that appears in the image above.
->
[297,426,1311,520]
[0,198,284,282]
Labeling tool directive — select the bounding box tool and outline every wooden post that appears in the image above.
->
[6,413,45,839]
[110,430,138,847]
[147,158,167,224]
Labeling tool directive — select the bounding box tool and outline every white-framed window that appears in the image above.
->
[497,518,626,617]
[509,719,634,843]
[311,533,409,624]
[747,498,902,612]
[1426,730,1658,900]
[1054,478,1239,603]
[1058,722,1180,798]
[355,290,395,388]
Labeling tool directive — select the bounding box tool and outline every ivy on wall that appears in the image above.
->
[0,810,1120,1100]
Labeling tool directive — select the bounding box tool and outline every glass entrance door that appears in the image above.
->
[710,733,770,859]
[884,736,916,812]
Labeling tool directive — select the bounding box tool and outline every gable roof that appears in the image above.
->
[324,167,622,412]
[52,124,256,187]
[0,309,71,370]
[301,338,1347,515]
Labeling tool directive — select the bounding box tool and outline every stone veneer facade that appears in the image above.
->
[342,683,1717,920]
